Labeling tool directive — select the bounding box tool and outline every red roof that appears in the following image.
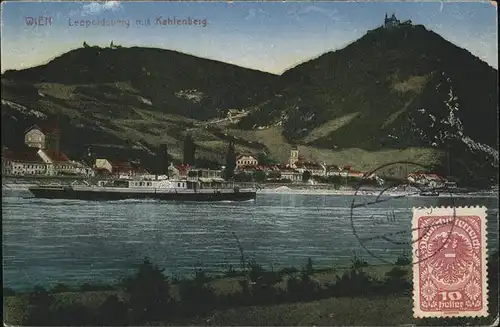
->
[110,161,132,168]
[42,149,69,162]
[236,154,257,160]
[26,123,60,135]
[95,167,111,174]
[3,148,44,163]
[279,167,300,173]
[174,164,191,174]
[109,161,135,174]
[237,164,259,169]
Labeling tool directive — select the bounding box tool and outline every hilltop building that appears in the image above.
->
[384,13,401,28]
[383,13,412,29]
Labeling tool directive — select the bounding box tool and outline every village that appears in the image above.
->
[1,122,454,190]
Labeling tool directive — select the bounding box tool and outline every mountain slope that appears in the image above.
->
[1,24,498,184]
[238,24,497,150]
[2,46,279,121]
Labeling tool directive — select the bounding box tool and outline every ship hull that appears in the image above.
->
[28,187,256,202]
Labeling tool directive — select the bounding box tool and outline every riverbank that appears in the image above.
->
[4,253,498,326]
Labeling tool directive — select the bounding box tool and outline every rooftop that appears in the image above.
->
[26,123,60,135]
[3,148,44,163]
[42,149,70,162]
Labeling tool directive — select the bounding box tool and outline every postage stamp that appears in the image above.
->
[412,206,488,318]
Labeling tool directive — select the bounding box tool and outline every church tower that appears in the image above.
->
[289,146,299,168]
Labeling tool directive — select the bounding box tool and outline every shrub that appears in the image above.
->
[351,252,369,269]
[223,263,243,277]
[382,266,411,295]
[279,266,299,275]
[25,286,56,326]
[3,287,16,296]
[328,269,378,297]
[123,257,173,324]
[178,268,217,316]
[247,260,282,304]
[79,282,114,292]
[306,257,314,275]
[394,252,411,265]
[286,270,321,302]
[51,302,96,326]
[51,283,72,293]
[97,294,129,326]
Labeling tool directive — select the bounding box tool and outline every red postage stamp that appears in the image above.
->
[412,206,488,318]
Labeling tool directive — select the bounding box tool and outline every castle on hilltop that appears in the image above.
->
[383,13,412,28]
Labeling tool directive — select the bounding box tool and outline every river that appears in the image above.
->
[2,191,498,291]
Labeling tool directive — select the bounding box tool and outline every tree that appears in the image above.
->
[195,157,219,170]
[110,40,114,48]
[123,257,172,323]
[224,141,236,180]
[83,41,89,48]
[183,134,196,166]
[26,286,55,325]
[157,144,169,175]
[302,170,311,182]
[253,170,267,183]
[267,171,281,180]
[257,153,277,165]
[234,172,252,182]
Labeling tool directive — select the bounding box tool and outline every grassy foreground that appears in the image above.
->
[3,253,498,326]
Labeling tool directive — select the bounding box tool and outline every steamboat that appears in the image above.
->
[28,177,256,201]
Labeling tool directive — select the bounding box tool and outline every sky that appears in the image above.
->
[1,1,497,74]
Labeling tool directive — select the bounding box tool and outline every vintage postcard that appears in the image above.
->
[1,1,498,326]
[412,206,488,318]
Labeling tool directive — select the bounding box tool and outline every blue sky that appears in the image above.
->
[1,1,497,74]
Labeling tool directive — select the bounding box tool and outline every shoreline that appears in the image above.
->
[3,183,497,198]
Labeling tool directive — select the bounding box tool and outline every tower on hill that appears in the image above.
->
[384,13,401,28]
[289,146,299,168]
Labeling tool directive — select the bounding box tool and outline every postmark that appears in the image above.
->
[412,206,488,318]
[349,161,456,265]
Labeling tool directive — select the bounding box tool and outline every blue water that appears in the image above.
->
[2,191,498,291]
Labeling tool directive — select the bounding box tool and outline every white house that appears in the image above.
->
[38,149,75,176]
[408,173,445,188]
[295,163,326,177]
[24,124,60,151]
[2,148,47,176]
[280,168,302,182]
[236,155,258,168]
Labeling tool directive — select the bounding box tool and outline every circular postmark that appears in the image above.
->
[349,161,457,265]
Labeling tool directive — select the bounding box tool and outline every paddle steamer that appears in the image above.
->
[28,177,256,201]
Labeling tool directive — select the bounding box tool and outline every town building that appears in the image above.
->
[236,154,258,168]
[295,162,327,177]
[407,172,445,188]
[2,147,47,176]
[73,161,95,177]
[38,149,76,176]
[326,165,343,177]
[189,168,223,179]
[95,159,140,177]
[279,167,302,182]
[168,163,191,179]
[24,124,60,151]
